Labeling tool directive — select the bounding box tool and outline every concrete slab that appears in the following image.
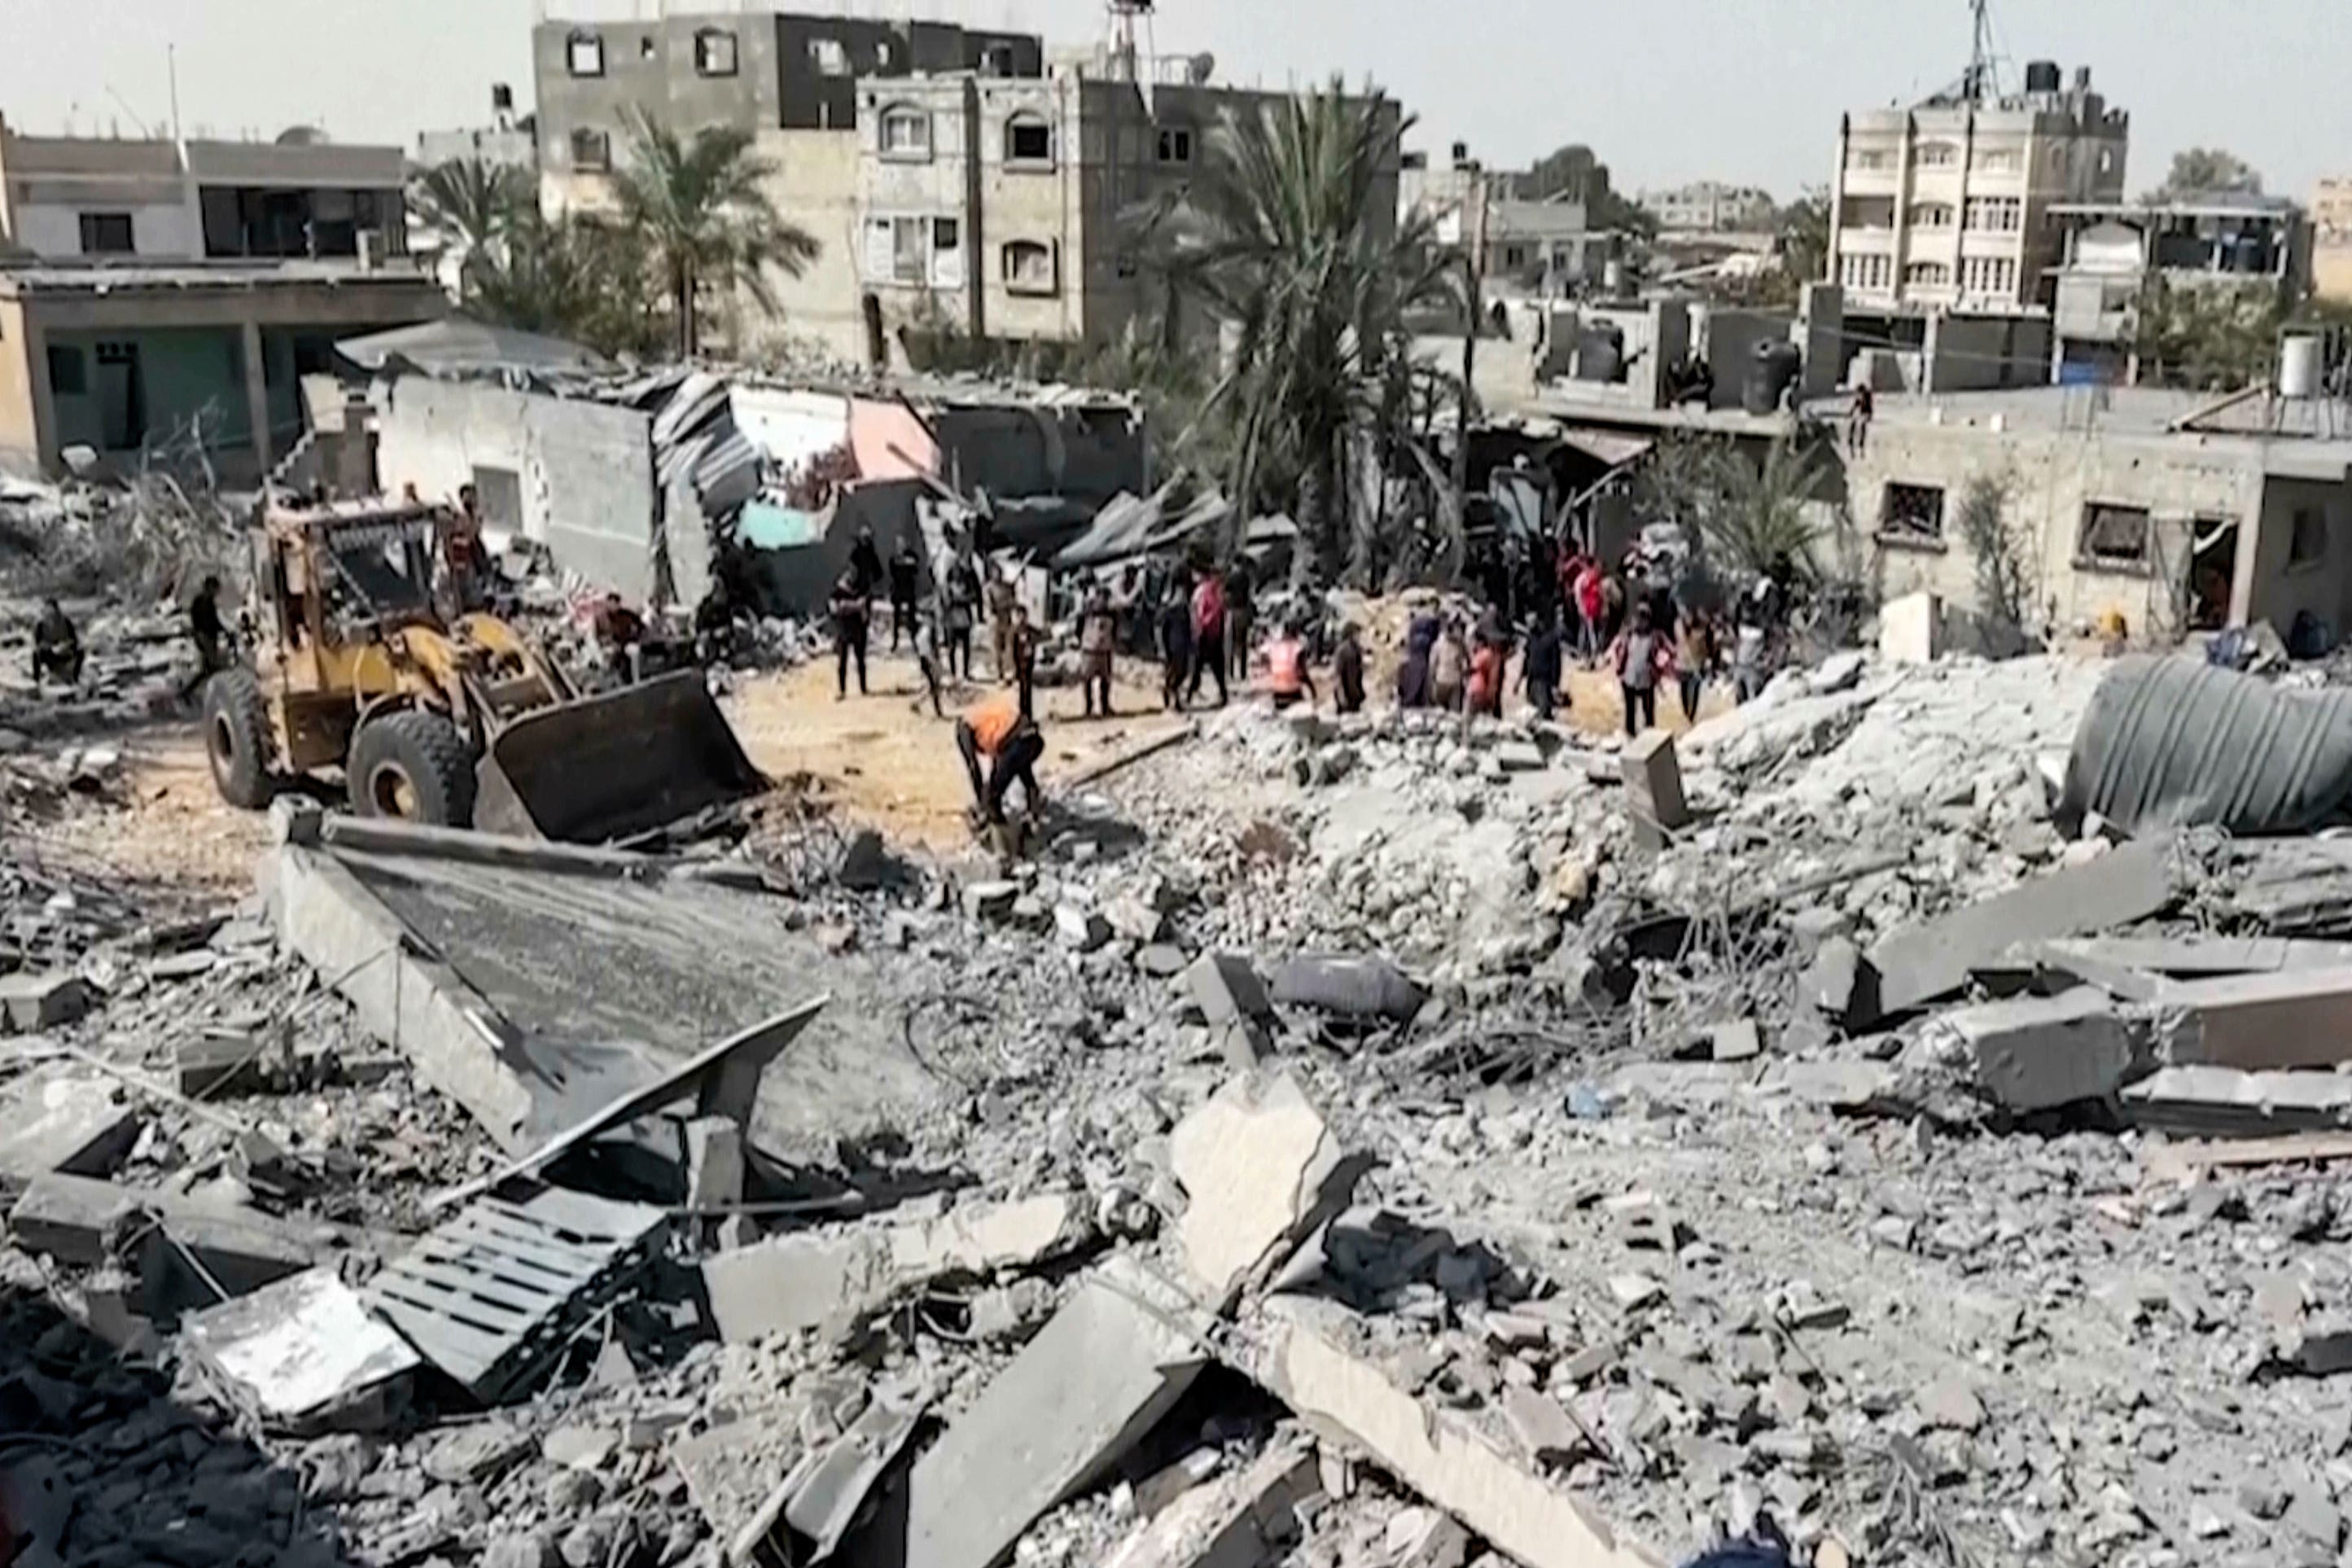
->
[2123,1066,2352,1137]
[1170,1073,1360,1308]
[1877,590,1942,665]
[1943,987,2132,1112]
[1621,733,1690,852]
[0,972,90,1031]
[0,1072,139,1179]
[783,1384,931,1561]
[2043,936,2352,978]
[7,1172,334,1288]
[179,1267,418,1434]
[1103,1443,1319,1568]
[1257,1298,1654,1568]
[874,1255,1215,1568]
[270,838,948,1163]
[703,1191,1084,1344]
[1868,837,2177,1021]
[1187,953,1272,1026]
[2154,966,2352,1071]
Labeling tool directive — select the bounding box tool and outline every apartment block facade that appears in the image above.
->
[2315,175,2352,305]
[531,10,1399,367]
[1639,180,1775,233]
[1829,62,2128,315]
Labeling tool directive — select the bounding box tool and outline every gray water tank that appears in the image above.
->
[1746,341,1802,414]
[2023,59,2061,93]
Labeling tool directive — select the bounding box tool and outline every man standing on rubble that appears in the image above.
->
[830,568,870,700]
[986,563,1019,685]
[1524,605,1564,721]
[1188,565,1229,707]
[939,545,979,681]
[1259,615,1316,710]
[180,575,231,701]
[1334,621,1367,715]
[1158,567,1194,712]
[887,534,923,652]
[1224,560,1256,688]
[1611,600,1673,736]
[848,526,885,598]
[1010,601,1041,720]
[31,598,82,688]
[956,690,1045,828]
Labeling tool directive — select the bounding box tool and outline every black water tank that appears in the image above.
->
[1745,341,1802,414]
[2024,59,2061,93]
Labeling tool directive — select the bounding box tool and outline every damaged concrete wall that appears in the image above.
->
[374,376,659,600]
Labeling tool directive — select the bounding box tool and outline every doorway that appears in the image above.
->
[93,340,146,451]
[861,293,887,370]
[2188,516,2238,631]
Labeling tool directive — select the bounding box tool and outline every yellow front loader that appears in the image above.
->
[203,499,764,843]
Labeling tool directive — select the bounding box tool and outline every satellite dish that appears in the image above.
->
[274,125,329,147]
[1187,52,1215,84]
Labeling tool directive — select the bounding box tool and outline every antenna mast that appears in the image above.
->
[1962,0,1996,102]
[1107,0,1151,81]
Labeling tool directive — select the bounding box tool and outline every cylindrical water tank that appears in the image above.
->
[2024,59,2061,93]
[2281,335,2324,399]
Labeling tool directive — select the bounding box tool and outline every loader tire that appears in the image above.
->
[349,710,477,829]
[203,667,276,810]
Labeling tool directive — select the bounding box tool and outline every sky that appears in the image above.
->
[0,0,2346,200]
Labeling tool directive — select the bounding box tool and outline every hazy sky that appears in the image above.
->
[1,0,2346,199]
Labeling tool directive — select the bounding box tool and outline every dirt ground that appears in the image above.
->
[10,724,270,893]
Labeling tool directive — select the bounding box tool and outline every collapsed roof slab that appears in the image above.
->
[265,825,948,1167]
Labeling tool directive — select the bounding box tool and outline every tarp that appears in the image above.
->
[2062,655,2352,837]
[338,318,610,379]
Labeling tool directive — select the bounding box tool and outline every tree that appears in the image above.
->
[2144,147,2263,202]
[471,212,666,359]
[2128,276,2282,389]
[1516,143,1653,235]
[1953,472,2032,651]
[1134,79,1458,582]
[610,110,820,359]
[409,156,532,296]
[1638,431,1831,582]
[1775,190,1831,287]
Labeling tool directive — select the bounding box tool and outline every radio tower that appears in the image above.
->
[1960,0,1998,103]
[1107,0,1153,82]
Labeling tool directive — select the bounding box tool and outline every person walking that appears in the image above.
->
[985,565,1019,685]
[942,550,979,681]
[1846,382,1874,457]
[1465,614,1509,719]
[830,568,870,699]
[1080,582,1117,719]
[180,576,231,701]
[848,526,885,598]
[1010,602,1040,721]
[887,536,922,651]
[1675,609,1713,722]
[1429,619,1469,712]
[1157,570,1194,712]
[913,611,944,717]
[1611,601,1672,737]
[1188,567,1228,707]
[1396,611,1439,708]
[1574,557,1605,662]
[1224,562,1255,687]
[1333,621,1367,715]
[1523,607,1564,722]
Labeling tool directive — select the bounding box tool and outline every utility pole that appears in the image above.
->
[1453,167,1487,523]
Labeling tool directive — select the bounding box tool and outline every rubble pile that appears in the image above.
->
[14,645,2352,1568]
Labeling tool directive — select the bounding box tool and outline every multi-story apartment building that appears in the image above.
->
[0,114,442,479]
[1639,180,1775,234]
[2315,176,2352,305]
[1829,60,2128,315]
[531,10,1399,367]
[2048,195,2309,383]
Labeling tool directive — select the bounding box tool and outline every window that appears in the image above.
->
[571,128,611,172]
[1004,239,1057,294]
[2099,148,2115,175]
[1912,142,1958,168]
[1965,197,2021,232]
[2078,502,2150,566]
[567,30,604,77]
[45,344,86,396]
[1882,484,1946,541]
[879,106,931,159]
[1903,261,1951,287]
[1961,256,2017,296]
[1156,126,1194,165]
[1847,148,1890,172]
[2291,506,2329,569]
[1839,252,1891,291]
[1907,201,1954,229]
[865,215,961,286]
[1973,147,2020,173]
[1501,243,1530,270]
[981,43,1017,77]
[694,28,738,77]
[931,217,963,287]
[77,212,134,255]
[1005,115,1053,166]
[809,37,849,76]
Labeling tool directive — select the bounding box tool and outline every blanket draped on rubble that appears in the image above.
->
[2062,655,2352,836]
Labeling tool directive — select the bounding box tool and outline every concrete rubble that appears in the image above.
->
[25,643,2352,1568]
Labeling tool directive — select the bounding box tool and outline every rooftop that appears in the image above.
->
[0,258,441,296]
[2050,195,2301,221]
[1810,383,2352,476]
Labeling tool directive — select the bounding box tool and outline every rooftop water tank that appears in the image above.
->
[2280,335,2324,399]
[2023,59,2061,93]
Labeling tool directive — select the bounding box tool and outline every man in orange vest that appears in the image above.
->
[1258,618,1318,711]
[956,690,1045,826]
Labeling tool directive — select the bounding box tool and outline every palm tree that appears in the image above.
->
[472,212,664,360]
[1136,80,1457,582]
[410,156,532,297]
[611,110,821,359]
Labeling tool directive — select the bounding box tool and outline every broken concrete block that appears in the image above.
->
[1268,954,1426,1023]
[179,1267,418,1434]
[0,1073,139,1179]
[1868,837,2176,1021]
[683,1117,744,1211]
[7,1172,331,1300]
[1056,904,1111,953]
[1763,1059,1903,1112]
[836,829,896,890]
[2154,965,2352,1071]
[1500,1387,1583,1465]
[1170,1072,1360,1308]
[1103,1441,1319,1568]
[703,1191,1083,1343]
[1621,732,1691,850]
[176,1034,269,1098]
[782,1384,931,1562]
[1137,944,1189,978]
[1916,1377,1985,1432]
[2121,1065,2352,1137]
[1187,953,1272,1026]
[1258,1299,1649,1568]
[962,881,1020,923]
[1800,938,1866,1022]
[0,972,90,1032]
[1877,590,1942,664]
[875,1256,1215,1568]
[1493,741,1547,774]
[1944,987,2131,1112]
[1709,1019,1762,1064]
[1105,894,1169,944]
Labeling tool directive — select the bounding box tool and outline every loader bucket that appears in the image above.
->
[472,670,767,843]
